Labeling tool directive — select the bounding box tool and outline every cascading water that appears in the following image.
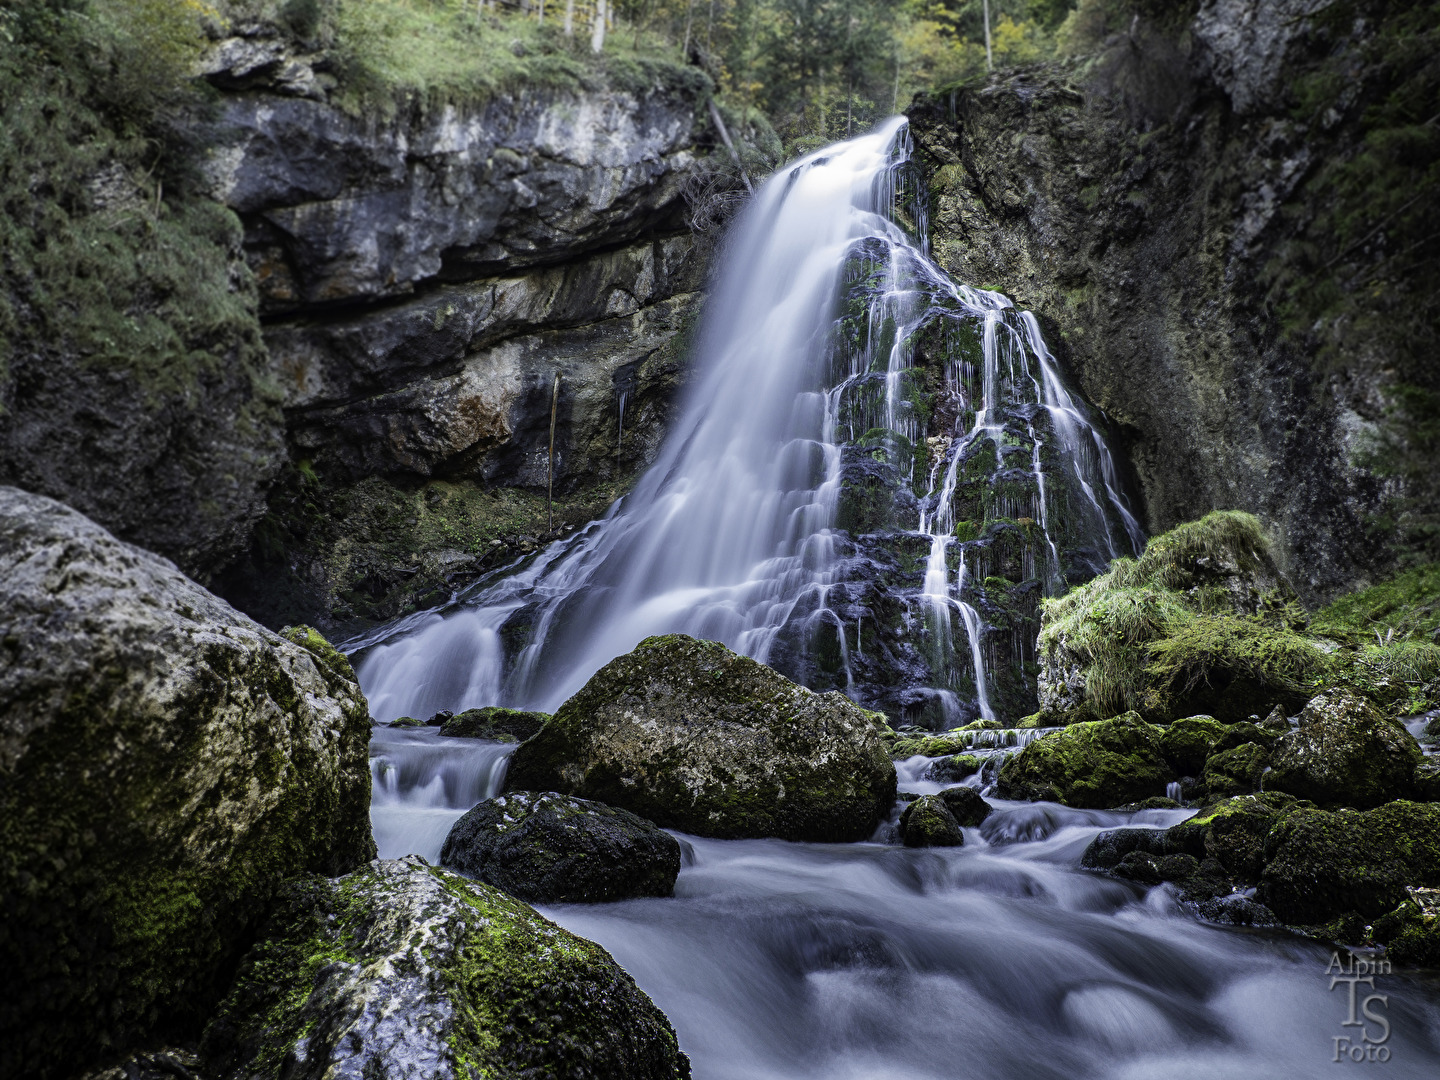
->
[351,117,1139,728]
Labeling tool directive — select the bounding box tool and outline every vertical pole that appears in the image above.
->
[564,0,574,36]
[548,372,560,532]
[983,0,993,73]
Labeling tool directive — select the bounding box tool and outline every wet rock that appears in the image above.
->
[1260,704,1290,732]
[996,712,1174,808]
[1080,827,1173,871]
[924,754,981,783]
[899,795,964,847]
[504,635,897,841]
[440,706,551,742]
[1113,850,1199,886]
[1413,761,1440,802]
[1371,888,1440,967]
[1195,895,1279,927]
[1164,792,1302,881]
[440,791,681,903]
[0,488,374,1080]
[937,786,993,827]
[1259,800,1440,925]
[202,857,690,1080]
[1264,690,1423,808]
[388,715,425,728]
[1200,741,1271,798]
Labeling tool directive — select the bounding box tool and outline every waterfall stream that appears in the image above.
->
[351,117,1140,727]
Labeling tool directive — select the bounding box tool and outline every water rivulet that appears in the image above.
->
[351,118,1139,727]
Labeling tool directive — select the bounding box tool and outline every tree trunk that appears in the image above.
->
[564,0,574,36]
[591,0,607,52]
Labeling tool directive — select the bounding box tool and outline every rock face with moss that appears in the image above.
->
[440,791,681,903]
[1034,512,1330,724]
[0,488,374,1080]
[439,706,551,741]
[202,857,690,1080]
[899,795,964,847]
[504,635,897,841]
[997,712,1174,808]
[1264,690,1423,807]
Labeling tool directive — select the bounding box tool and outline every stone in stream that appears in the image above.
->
[504,635,897,842]
[1157,715,1227,776]
[1263,690,1423,808]
[439,706,551,742]
[996,712,1175,809]
[202,857,690,1080]
[924,753,982,783]
[0,488,375,1080]
[1200,741,1272,797]
[899,795,964,847]
[440,791,681,903]
[938,786,993,827]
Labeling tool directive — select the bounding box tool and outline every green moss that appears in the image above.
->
[1145,615,1331,717]
[279,624,358,687]
[1312,563,1440,642]
[440,706,550,741]
[996,711,1174,808]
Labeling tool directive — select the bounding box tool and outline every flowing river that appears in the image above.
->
[354,119,1440,1076]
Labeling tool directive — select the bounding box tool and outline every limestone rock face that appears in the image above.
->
[202,857,690,1080]
[440,791,681,903]
[0,488,374,1080]
[996,713,1174,809]
[504,635,897,841]
[1264,691,1423,808]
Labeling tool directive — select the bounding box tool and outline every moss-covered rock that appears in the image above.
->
[1415,761,1440,802]
[1158,715,1227,775]
[0,488,375,1080]
[923,753,982,783]
[1259,800,1440,925]
[1201,741,1271,798]
[1169,793,1304,882]
[1371,888,1440,967]
[439,706,551,742]
[1035,512,1317,724]
[937,786,993,827]
[996,712,1174,808]
[1264,690,1423,808]
[201,857,690,1080]
[898,795,964,847]
[504,635,896,841]
[440,791,681,903]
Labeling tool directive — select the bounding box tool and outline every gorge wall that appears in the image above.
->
[908,0,1439,604]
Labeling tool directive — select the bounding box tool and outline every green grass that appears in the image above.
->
[1311,562,1440,643]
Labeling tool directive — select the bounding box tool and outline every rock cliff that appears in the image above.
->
[908,0,1440,602]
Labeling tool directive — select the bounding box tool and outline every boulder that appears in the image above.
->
[202,857,690,1080]
[440,706,551,742]
[1371,888,1440,967]
[996,712,1174,808]
[924,753,982,783]
[1413,761,1440,801]
[1200,741,1271,797]
[1164,792,1302,881]
[1264,690,1423,807]
[0,489,374,1080]
[899,795,964,847]
[1259,800,1440,924]
[937,786,993,826]
[440,791,681,903]
[504,635,896,841]
[1158,715,1227,775]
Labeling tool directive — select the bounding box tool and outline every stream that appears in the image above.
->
[368,727,1440,1078]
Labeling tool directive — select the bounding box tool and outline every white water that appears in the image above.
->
[352,118,1139,724]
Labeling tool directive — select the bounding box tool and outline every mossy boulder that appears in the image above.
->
[440,706,551,742]
[1201,742,1271,798]
[1264,690,1423,808]
[937,785,993,826]
[1371,889,1440,967]
[201,857,690,1080]
[924,753,982,783]
[888,729,973,757]
[1036,512,1325,724]
[504,635,896,841]
[440,791,681,903]
[0,488,375,1080]
[1259,800,1440,925]
[1415,761,1440,801]
[899,795,964,847]
[1164,793,1303,881]
[996,712,1175,808]
[1158,715,1227,775]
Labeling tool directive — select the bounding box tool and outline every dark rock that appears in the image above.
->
[1081,828,1172,871]
[937,786,993,827]
[202,858,690,1080]
[440,791,681,903]
[426,710,453,726]
[1195,896,1279,927]
[924,754,982,783]
[1264,691,1423,808]
[1166,792,1301,881]
[0,488,374,1080]
[899,795,964,847]
[1159,715,1227,775]
[997,712,1174,808]
[388,715,425,728]
[440,706,551,742]
[1414,761,1440,801]
[1260,705,1290,732]
[1200,741,1271,797]
[1371,889,1440,967]
[504,635,897,841]
[1259,801,1440,924]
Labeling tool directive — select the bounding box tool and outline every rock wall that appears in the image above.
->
[199,26,716,629]
[908,0,1437,603]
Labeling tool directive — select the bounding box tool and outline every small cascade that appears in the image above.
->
[352,119,1141,727]
[1166,780,1184,803]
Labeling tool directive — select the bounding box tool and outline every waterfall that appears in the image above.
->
[352,118,1140,725]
